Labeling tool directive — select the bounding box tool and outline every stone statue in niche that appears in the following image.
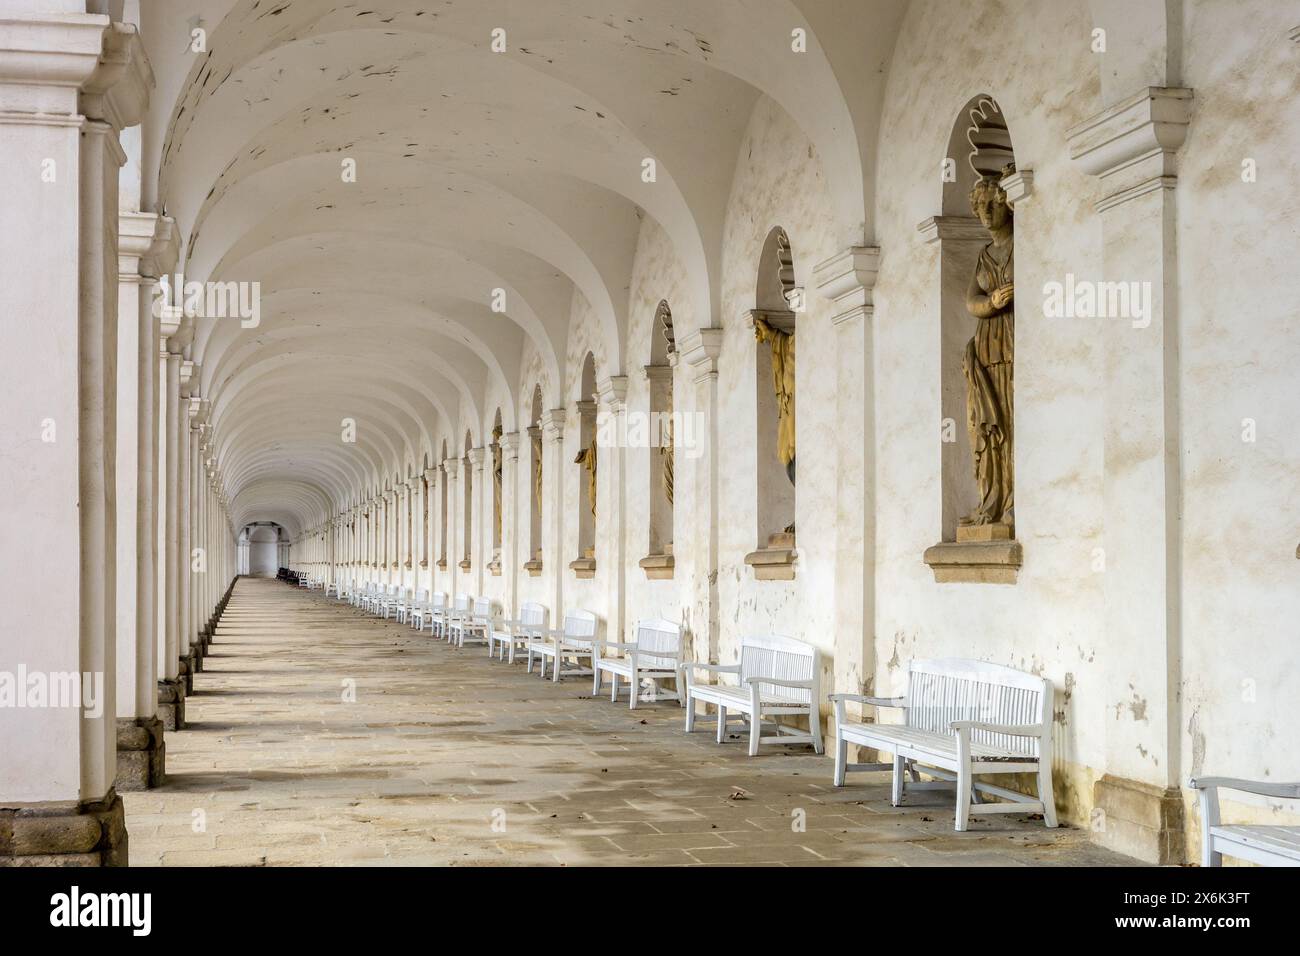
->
[574,438,597,517]
[531,429,543,510]
[491,424,503,545]
[961,163,1015,535]
[660,417,674,506]
[753,313,796,485]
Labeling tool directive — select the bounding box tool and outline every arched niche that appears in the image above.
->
[922,94,1022,584]
[524,385,544,575]
[437,438,449,570]
[570,352,599,578]
[640,300,676,579]
[459,430,474,571]
[489,407,504,574]
[744,226,799,579]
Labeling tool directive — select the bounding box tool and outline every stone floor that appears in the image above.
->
[123,577,1137,866]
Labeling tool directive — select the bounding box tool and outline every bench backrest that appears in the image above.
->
[905,658,1051,756]
[739,634,818,704]
[633,618,681,670]
[519,602,547,633]
[561,610,598,647]
[453,593,471,612]
[431,591,447,609]
[415,589,428,606]
[472,596,492,619]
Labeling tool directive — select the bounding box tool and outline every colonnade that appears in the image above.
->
[0,12,236,866]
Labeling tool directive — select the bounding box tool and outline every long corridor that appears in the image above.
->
[121,578,1132,867]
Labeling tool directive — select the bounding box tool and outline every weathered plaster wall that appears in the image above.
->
[870,0,1107,823]
[1176,0,1300,836]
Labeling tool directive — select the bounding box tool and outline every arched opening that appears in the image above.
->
[438,439,449,571]
[745,226,798,579]
[524,386,544,576]
[570,353,598,578]
[489,409,503,575]
[240,522,283,577]
[460,431,474,571]
[640,300,676,579]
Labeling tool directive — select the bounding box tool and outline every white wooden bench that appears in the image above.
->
[394,587,415,624]
[487,602,548,662]
[441,593,472,642]
[593,618,683,709]
[1189,777,1300,867]
[527,610,598,681]
[451,596,494,648]
[413,590,447,634]
[684,634,823,756]
[831,658,1056,831]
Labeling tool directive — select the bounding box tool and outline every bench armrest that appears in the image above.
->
[828,694,905,709]
[687,662,741,675]
[949,720,1045,738]
[746,676,812,689]
[1189,777,1300,800]
[592,640,637,651]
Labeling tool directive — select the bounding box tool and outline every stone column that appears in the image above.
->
[158,348,184,729]
[1068,87,1192,864]
[540,409,567,617]
[677,330,723,665]
[813,247,880,729]
[428,467,444,589]
[597,377,629,640]
[443,458,462,595]
[113,212,173,790]
[500,432,522,616]
[0,15,151,865]
[467,447,486,593]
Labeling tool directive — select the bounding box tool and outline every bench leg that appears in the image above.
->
[891,755,905,806]
[716,706,728,744]
[748,711,761,757]
[626,672,635,709]
[592,666,602,698]
[684,695,696,733]
[833,733,847,787]
[809,709,824,755]
[1038,762,1059,828]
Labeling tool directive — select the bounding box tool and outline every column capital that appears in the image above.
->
[678,328,723,382]
[596,375,629,410]
[444,457,462,478]
[467,446,486,467]
[0,14,109,114]
[1067,87,1193,210]
[179,359,198,396]
[79,22,154,132]
[423,466,438,482]
[499,430,522,459]
[187,396,209,425]
[540,408,567,441]
[813,245,881,326]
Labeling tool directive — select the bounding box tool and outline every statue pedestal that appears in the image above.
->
[638,551,675,580]
[744,532,796,581]
[923,537,1022,584]
[955,523,1013,543]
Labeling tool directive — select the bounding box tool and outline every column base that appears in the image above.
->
[115,717,165,791]
[1092,774,1186,864]
[180,651,195,692]
[190,642,204,672]
[157,678,186,731]
[0,790,128,867]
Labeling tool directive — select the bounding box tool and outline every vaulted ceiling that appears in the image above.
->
[138,0,909,536]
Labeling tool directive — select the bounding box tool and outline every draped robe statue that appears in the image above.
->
[491,425,503,547]
[660,416,674,505]
[961,169,1015,529]
[753,313,796,485]
[574,439,597,518]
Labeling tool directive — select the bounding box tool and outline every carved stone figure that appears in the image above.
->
[753,312,796,485]
[574,439,597,518]
[531,428,543,508]
[961,164,1015,530]
[660,416,674,506]
[491,424,503,544]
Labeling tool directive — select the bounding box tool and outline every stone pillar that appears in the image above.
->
[467,447,486,593]
[677,330,723,664]
[500,432,522,616]
[540,409,567,616]
[428,467,444,588]
[158,348,184,729]
[443,459,462,595]
[0,14,150,865]
[813,247,880,726]
[597,377,629,640]
[1068,87,1192,864]
[113,211,173,791]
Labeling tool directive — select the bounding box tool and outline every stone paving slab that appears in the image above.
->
[123,578,1139,867]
